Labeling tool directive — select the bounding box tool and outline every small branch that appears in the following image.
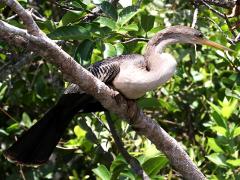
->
[19,166,26,180]
[0,106,18,123]
[105,112,150,180]
[201,0,225,18]
[192,1,199,28]
[2,0,41,36]
[122,38,148,44]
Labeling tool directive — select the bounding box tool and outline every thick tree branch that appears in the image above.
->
[0,1,206,179]
[1,0,41,36]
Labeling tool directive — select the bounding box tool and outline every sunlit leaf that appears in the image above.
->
[74,125,86,138]
[210,126,227,137]
[233,127,240,138]
[21,112,32,128]
[207,138,224,153]
[103,43,116,58]
[6,123,20,133]
[114,43,124,56]
[206,153,227,167]
[226,159,240,167]
[221,98,238,119]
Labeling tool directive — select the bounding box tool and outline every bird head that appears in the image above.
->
[147,25,233,53]
[160,26,233,51]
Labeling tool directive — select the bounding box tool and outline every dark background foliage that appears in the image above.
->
[0,0,239,179]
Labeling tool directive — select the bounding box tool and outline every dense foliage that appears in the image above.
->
[0,0,239,179]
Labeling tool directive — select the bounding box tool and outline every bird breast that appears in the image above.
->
[112,53,177,99]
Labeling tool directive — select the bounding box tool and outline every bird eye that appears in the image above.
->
[196,32,203,38]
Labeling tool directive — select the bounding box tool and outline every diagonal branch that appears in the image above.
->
[1,0,41,36]
[0,1,206,179]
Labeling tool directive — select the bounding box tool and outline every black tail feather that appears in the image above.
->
[4,93,105,166]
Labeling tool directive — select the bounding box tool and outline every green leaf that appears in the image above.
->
[141,15,155,32]
[61,11,83,26]
[92,165,111,180]
[21,112,32,128]
[48,25,91,40]
[96,17,116,29]
[210,126,227,137]
[100,1,118,20]
[207,138,224,153]
[206,153,227,167]
[208,101,227,128]
[74,125,86,138]
[74,40,95,65]
[138,98,160,109]
[114,43,124,56]
[142,155,168,176]
[120,171,136,180]
[110,157,127,180]
[221,98,238,119]
[118,6,140,26]
[226,159,240,167]
[121,23,138,31]
[233,127,240,137]
[6,123,20,133]
[103,43,116,58]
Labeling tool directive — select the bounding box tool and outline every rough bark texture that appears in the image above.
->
[0,0,206,179]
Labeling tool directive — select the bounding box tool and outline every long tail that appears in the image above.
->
[4,93,104,166]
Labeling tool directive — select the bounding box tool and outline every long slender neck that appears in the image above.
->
[144,32,180,70]
[140,31,181,91]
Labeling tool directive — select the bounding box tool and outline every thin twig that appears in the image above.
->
[122,38,148,44]
[105,112,150,180]
[201,0,225,18]
[19,166,26,180]
[192,1,199,28]
[2,0,41,36]
[0,106,18,123]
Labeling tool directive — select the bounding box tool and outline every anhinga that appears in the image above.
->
[4,26,232,166]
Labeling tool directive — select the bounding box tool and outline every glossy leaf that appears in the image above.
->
[96,17,116,29]
[118,6,139,26]
[226,159,240,167]
[48,25,91,40]
[233,127,240,137]
[207,137,224,153]
[74,40,95,65]
[103,43,116,58]
[142,155,168,176]
[206,153,227,167]
[100,1,118,20]
[141,15,155,32]
[92,165,111,180]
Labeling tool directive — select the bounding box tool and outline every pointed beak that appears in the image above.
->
[196,38,234,52]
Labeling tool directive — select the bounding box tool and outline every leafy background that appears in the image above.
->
[0,0,240,179]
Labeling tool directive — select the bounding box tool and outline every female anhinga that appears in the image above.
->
[4,26,232,166]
